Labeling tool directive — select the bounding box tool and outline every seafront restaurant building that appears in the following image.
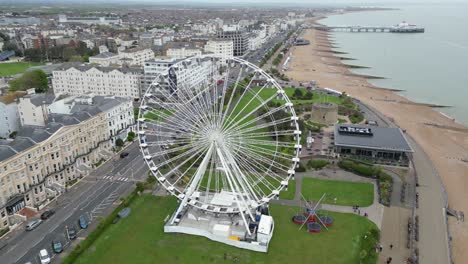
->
[333,124,413,166]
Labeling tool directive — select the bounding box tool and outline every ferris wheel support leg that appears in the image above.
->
[216,147,253,236]
[170,144,214,225]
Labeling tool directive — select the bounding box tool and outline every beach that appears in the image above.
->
[286,16,468,263]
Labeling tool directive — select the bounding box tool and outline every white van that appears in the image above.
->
[39,249,51,264]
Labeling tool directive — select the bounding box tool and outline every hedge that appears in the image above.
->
[0,227,10,238]
[61,187,142,264]
[338,159,393,206]
[307,159,329,170]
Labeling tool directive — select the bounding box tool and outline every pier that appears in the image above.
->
[315,24,424,33]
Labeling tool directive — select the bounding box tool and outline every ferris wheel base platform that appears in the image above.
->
[164,207,273,253]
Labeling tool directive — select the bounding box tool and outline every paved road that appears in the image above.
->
[0,142,148,264]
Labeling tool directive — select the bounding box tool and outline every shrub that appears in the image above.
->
[0,227,10,237]
[115,138,124,147]
[295,162,307,172]
[127,131,135,142]
[338,159,393,206]
[307,159,329,170]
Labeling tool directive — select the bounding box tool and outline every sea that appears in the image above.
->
[320,3,468,126]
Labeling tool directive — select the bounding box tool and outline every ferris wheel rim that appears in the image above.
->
[137,55,301,212]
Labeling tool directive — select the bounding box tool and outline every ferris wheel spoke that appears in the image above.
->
[156,142,208,168]
[232,130,296,140]
[219,65,246,126]
[223,93,278,133]
[230,119,295,136]
[228,143,292,173]
[227,151,278,198]
[227,104,289,132]
[220,72,256,125]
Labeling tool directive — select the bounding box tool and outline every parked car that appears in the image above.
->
[40,210,55,220]
[120,152,129,158]
[25,219,42,231]
[67,226,77,240]
[79,215,88,229]
[38,249,51,264]
[52,240,63,253]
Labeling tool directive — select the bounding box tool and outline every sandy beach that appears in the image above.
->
[286,16,468,263]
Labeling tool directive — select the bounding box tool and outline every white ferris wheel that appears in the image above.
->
[137,55,301,249]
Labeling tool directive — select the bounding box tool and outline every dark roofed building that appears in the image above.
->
[0,50,15,61]
[334,124,413,166]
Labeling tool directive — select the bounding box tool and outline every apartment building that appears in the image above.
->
[143,57,216,95]
[89,52,121,66]
[0,93,24,138]
[0,95,133,229]
[52,65,143,99]
[17,93,55,127]
[204,39,234,63]
[216,30,249,57]
[119,48,155,66]
[166,42,202,59]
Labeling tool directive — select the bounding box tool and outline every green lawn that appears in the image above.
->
[0,62,41,76]
[301,178,374,207]
[279,179,295,200]
[74,195,378,264]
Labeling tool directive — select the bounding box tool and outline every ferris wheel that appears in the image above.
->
[137,55,301,236]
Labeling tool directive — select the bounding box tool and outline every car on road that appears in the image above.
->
[25,219,42,231]
[79,215,88,229]
[52,240,63,253]
[38,249,51,264]
[67,226,77,240]
[120,152,129,158]
[40,210,55,220]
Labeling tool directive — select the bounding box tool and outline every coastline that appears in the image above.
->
[286,15,468,263]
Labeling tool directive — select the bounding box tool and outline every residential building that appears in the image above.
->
[58,14,121,25]
[166,42,202,59]
[119,48,155,66]
[52,65,143,99]
[88,52,121,66]
[0,94,133,229]
[204,39,233,63]
[216,30,249,57]
[17,93,55,127]
[0,93,24,138]
[143,57,216,95]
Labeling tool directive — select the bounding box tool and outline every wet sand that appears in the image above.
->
[286,17,468,263]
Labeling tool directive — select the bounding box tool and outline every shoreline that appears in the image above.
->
[287,14,468,263]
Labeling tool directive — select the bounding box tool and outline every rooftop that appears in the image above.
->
[334,124,413,152]
[91,52,118,59]
[0,95,130,162]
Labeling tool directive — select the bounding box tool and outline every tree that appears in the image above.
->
[24,48,45,62]
[292,88,303,99]
[115,138,124,147]
[0,32,10,42]
[3,41,23,56]
[63,46,78,61]
[9,70,48,93]
[303,91,313,100]
[127,131,135,142]
[69,55,84,62]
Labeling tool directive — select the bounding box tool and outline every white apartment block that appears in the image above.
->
[52,65,143,99]
[119,48,155,66]
[18,93,55,127]
[204,39,234,64]
[166,46,202,59]
[89,52,121,66]
[0,93,23,138]
[0,95,133,229]
[143,57,216,95]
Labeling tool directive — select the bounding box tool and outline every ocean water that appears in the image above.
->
[320,3,468,125]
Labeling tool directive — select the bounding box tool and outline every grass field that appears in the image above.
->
[0,62,41,76]
[74,195,378,264]
[279,179,295,200]
[301,178,374,207]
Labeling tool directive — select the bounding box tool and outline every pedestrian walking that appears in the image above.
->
[390,244,393,249]
[379,244,383,252]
